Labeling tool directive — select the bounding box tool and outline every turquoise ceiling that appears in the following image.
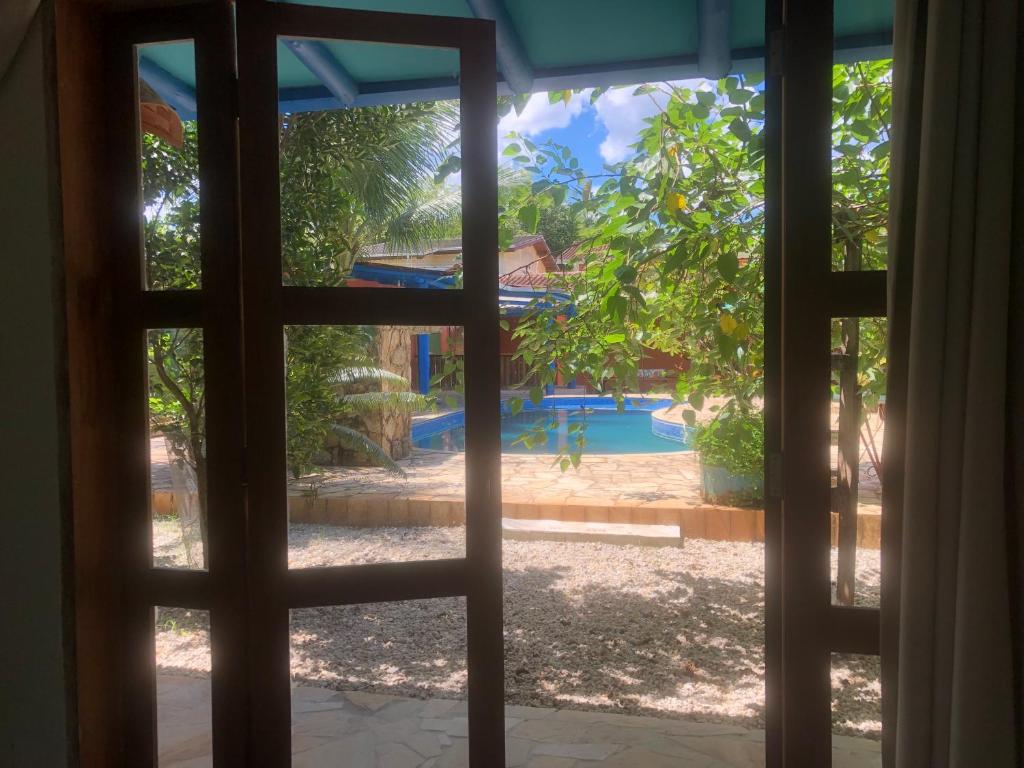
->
[138,0,892,118]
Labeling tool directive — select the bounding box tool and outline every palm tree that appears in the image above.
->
[279,101,462,286]
[327,366,432,477]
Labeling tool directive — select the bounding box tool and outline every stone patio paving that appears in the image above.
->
[158,675,882,768]
[151,412,883,547]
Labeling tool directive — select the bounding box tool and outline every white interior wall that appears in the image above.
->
[0,3,73,764]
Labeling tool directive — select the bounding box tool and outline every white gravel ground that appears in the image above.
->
[154,520,882,738]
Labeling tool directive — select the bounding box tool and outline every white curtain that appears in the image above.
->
[885,0,1024,766]
[0,0,44,85]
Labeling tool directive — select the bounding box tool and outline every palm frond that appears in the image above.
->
[381,166,527,251]
[383,184,463,249]
[329,424,406,477]
[338,103,461,219]
[343,391,433,415]
[330,366,409,387]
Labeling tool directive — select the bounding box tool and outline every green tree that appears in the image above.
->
[536,204,579,256]
[503,64,891,468]
[143,102,460,563]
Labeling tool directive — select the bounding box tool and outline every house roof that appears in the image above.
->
[499,271,551,289]
[138,1,892,120]
[358,233,551,262]
[345,260,572,316]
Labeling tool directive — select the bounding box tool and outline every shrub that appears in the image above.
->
[694,410,764,478]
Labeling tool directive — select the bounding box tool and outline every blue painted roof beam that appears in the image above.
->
[698,0,732,80]
[137,56,197,121]
[282,38,359,106]
[464,0,534,93]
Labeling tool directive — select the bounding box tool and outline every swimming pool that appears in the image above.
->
[412,397,694,454]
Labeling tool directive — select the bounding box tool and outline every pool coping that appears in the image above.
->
[412,395,694,452]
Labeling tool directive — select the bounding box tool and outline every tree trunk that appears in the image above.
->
[190,433,209,569]
[365,326,413,459]
[836,235,861,605]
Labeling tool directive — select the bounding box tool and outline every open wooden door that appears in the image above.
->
[764,1,887,765]
[102,1,501,764]
[104,3,246,764]
[235,3,502,766]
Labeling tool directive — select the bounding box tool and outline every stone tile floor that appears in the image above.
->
[158,675,881,768]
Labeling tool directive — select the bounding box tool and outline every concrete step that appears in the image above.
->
[501,518,682,548]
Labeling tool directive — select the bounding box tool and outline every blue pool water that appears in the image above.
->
[413,400,691,454]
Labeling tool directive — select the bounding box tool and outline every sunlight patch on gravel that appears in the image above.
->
[152,521,881,738]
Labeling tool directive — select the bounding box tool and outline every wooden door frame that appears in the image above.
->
[60,0,902,764]
[67,1,500,764]
[103,3,245,765]
[235,3,502,765]
[764,1,888,764]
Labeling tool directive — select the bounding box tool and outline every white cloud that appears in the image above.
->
[590,78,714,163]
[495,92,590,164]
[594,88,654,162]
[497,91,589,137]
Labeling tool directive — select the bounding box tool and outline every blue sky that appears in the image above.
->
[439,79,714,189]
[524,105,607,180]
[493,80,710,181]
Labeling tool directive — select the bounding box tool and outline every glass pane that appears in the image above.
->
[137,41,202,290]
[285,325,466,568]
[831,57,891,271]
[832,653,882,766]
[830,317,886,607]
[290,599,467,764]
[149,328,207,571]
[277,37,462,289]
[156,607,211,767]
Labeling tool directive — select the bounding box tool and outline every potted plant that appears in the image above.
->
[695,409,764,506]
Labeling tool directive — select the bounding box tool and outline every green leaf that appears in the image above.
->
[614,264,637,284]
[529,387,544,406]
[329,424,405,477]
[330,366,408,387]
[343,390,431,415]
[664,243,689,272]
[688,392,704,411]
[728,119,752,141]
[518,203,540,233]
[604,294,628,321]
[502,143,522,157]
[717,251,739,282]
[433,154,461,183]
[681,409,697,426]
